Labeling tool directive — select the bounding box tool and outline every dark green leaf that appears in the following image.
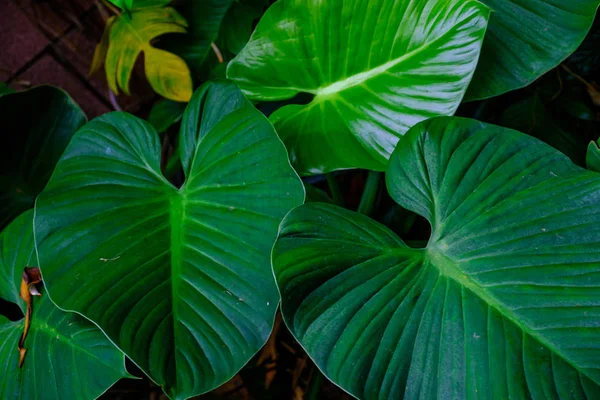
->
[34,81,304,399]
[465,1,600,100]
[217,0,270,55]
[227,0,490,174]
[587,140,600,172]
[0,211,128,400]
[274,117,600,399]
[0,86,86,231]
[0,83,15,96]
[303,183,333,204]
[499,94,587,165]
[148,99,187,133]
[159,0,236,77]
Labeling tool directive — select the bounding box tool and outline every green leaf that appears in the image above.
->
[0,83,15,96]
[105,7,193,101]
[107,0,134,13]
[273,117,600,399]
[217,0,269,55]
[34,81,305,399]
[303,182,333,204]
[148,99,187,133]
[227,0,490,175]
[0,211,128,400]
[0,86,86,231]
[133,0,172,9]
[587,139,600,172]
[466,1,600,100]
[499,93,587,166]
[159,0,236,77]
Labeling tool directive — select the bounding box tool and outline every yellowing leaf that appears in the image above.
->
[89,16,114,77]
[105,7,193,101]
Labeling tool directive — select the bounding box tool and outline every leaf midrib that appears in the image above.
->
[169,190,186,390]
[121,15,153,52]
[426,247,597,384]
[303,10,481,100]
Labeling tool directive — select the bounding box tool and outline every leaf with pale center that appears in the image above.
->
[34,81,305,399]
[0,211,128,400]
[227,0,489,175]
[273,117,600,399]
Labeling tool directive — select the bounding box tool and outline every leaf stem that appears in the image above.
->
[325,173,344,207]
[306,366,324,400]
[357,171,381,215]
[211,43,224,63]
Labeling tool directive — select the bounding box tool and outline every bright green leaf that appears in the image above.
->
[34,81,305,399]
[0,86,86,231]
[466,0,600,100]
[107,0,133,13]
[0,211,128,400]
[107,0,170,13]
[133,0,172,9]
[587,139,600,172]
[105,7,193,101]
[227,0,490,175]
[273,117,600,399]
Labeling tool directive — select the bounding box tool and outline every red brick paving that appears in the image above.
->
[2,0,156,118]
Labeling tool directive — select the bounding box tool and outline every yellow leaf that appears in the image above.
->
[89,16,115,77]
[105,7,192,101]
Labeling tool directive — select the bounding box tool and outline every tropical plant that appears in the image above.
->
[92,0,193,101]
[1,0,600,399]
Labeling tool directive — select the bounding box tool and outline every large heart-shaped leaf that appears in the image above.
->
[0,86,86,231]
[273,117,600,399]
[227,0,489,175]
[0,211,128,399]
[104,6,193,101]
[465,0,599,100]
[34,81,304,399]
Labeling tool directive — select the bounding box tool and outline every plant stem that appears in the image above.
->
[357,171,381,215]
[307,367,324,400]
[325,173,344,207]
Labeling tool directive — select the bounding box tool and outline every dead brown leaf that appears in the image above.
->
[18,267,42,368]
[256,313,282,389]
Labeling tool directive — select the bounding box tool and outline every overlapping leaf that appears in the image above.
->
[466,0,600,100]
[499,94,587,166]
[34,81,304,399]
[159,0,237,77]
[273,117,600,399]
[227,0,489,174]
[0,211,128,400]
[103,6,193,101]
[588,139,600,172]
[0,86,86,231]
